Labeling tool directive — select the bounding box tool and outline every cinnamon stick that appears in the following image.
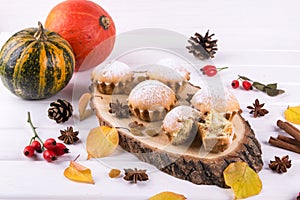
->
[268,136,300,154]
[277,120,300,143]
[277,135,300,147]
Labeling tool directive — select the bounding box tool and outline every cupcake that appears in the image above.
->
[92,61,133,94]
[197,109,234,153]
[146,64,190,93]
[128,80,177,122]
[156,58,191,81]
[190,86,240,115]
[162,105,201,145]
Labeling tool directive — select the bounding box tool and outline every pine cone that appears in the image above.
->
[186,30,218,60]
[48,99,73,123]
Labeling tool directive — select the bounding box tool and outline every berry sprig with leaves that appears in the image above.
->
[237,75,285,96]
[24,112,69,162]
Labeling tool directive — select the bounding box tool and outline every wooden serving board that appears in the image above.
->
[91,83,263,188]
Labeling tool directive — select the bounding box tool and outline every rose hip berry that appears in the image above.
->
[201,65,216,73]
[53,143,69,156]
[43,149,57,162]
[205,68,218,77]
[231,80,240,89]
[242,80,253,90]
[31,140,42,153]
[44,138,57,150]
[23,145,35,157]
[201,65,228,77]
[201,65,217,77]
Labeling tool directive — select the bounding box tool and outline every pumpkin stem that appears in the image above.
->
[34,21,48,41]
[99,15,110,30]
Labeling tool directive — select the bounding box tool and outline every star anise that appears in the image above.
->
[185,93,194,104]
[247,99,269,118]
[123,168,149,183]
[109,99,130,118]
[58,126,79,144]
[269,155,291,173]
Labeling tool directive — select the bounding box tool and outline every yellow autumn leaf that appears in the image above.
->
[149,191,186,200]
[86,126,119,159]
[284,105,300,125]
[64,160,94,184]
[78,92,92,121]
[223,161,262,199]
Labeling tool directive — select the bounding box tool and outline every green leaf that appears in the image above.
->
[252,82,266,91]
[265,88,278,96]
[265,83,277,90]
[266,88,285,96]
[277,89,285,95]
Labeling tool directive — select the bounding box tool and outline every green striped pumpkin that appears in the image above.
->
[0,22,75,99]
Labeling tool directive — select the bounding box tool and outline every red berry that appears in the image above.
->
[31,140,42,153]
[23,145,35,157]
[204,68,218,77]
[44,138,57,150]
[242,80,253,90]
[53,143,69,156]
[43,150,57,162]
[231,80,240,89]
[201,65,216,72]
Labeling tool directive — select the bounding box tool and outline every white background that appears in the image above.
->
[0,0,300,199]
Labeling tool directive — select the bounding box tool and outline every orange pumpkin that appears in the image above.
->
[45,0,116,71]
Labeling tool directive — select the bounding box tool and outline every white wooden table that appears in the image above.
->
[0,0,300,199]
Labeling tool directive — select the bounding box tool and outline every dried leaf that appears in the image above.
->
[145,129,159,137]
[267,89,284,96]
[265,88,284,97]
[284,105,300,124]
[252,82,265,91]
[223,161,262,199]
[130,128,144,136]
[149,191,186,200]
[265,83,277,90]
[265,88,278,96]
[129,121,145,136]
[277,89,285,95]
[86,126,119,159]
[64,160,94,184]
[78,93,92,121]
[109,169,121,178]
